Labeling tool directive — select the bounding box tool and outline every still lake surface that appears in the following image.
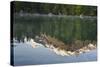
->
[13,42,97,66]
[12,15,97,66]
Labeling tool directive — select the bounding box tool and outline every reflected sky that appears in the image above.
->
[13,41,97,66]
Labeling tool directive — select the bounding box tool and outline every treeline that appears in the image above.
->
[12,1,97,16]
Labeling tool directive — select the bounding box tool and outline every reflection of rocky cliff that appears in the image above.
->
[39,34,96,49]
[34,33,96,56]
[12,33,96,56]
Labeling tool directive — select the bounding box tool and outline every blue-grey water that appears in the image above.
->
[13,15,97,66]
[13,42,97,66]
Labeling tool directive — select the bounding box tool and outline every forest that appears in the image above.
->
[12,1,97,16]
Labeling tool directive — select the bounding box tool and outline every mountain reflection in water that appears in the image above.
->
[13,37,96,56]
[13,39,97,66]
[12,15,97,65]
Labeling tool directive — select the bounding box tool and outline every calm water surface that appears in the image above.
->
[13,42,97,66]
[12,15,97,66]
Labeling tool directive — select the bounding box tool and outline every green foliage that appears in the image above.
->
[12,1,97,16]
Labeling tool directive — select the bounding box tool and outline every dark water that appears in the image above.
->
[13,15,97,43]
[12,15,97,66]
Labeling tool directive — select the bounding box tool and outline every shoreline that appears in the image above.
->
[14,13,97,18]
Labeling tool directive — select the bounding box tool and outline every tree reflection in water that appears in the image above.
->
[12,15,97,56]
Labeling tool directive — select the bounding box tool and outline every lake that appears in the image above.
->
[13,42,97,66]
[11,15,97,66]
